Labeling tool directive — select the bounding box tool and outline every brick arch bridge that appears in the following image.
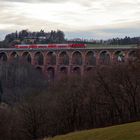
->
[0,46,138,80]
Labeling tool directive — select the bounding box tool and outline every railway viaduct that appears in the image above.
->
[0,46,138,80]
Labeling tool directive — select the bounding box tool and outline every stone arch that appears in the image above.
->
[46,51,56,65]
[47,67,55,81]
[113,50,125,63]
[10,52,19,61]
[34,52,44,65]
[99,51,110,65]
[22,52,32,63]
[85,51,96,65]
[0,52,8,62]
[72,51,82,65]
[59,67,68,76]
[58,51,69,65]
[72,67,81,75]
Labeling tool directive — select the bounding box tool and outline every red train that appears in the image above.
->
[15,44,86,49]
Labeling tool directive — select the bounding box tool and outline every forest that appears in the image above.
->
[0,29,65,48]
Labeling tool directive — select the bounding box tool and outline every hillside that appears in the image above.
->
[46,121,140,140]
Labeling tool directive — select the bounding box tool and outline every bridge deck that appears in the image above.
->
[0,44,138,51]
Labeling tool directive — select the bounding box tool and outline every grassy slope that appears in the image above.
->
[47,122,140,140]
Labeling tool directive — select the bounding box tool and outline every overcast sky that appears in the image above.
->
[0,0,140,40]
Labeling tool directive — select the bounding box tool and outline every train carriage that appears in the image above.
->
[15,44,86,49]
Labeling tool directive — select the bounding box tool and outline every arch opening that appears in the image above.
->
[99,51,110,65]
[86,67,93,72]
[22,52,31,63]
[59,67,68,77]
[85,51,96,65]
[59,51,69,65]
[85,67,94,75]
[34,52,44,65]
[10,52,19,61]
[47,67,55,81]
[35,66,43,73]
[0,52,7,62]
[72,67,81,76]
[46,52,56,65]
[114,51,125,63]
[72,51,82,65]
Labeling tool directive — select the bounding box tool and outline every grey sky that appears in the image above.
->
[0,0,140,40]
